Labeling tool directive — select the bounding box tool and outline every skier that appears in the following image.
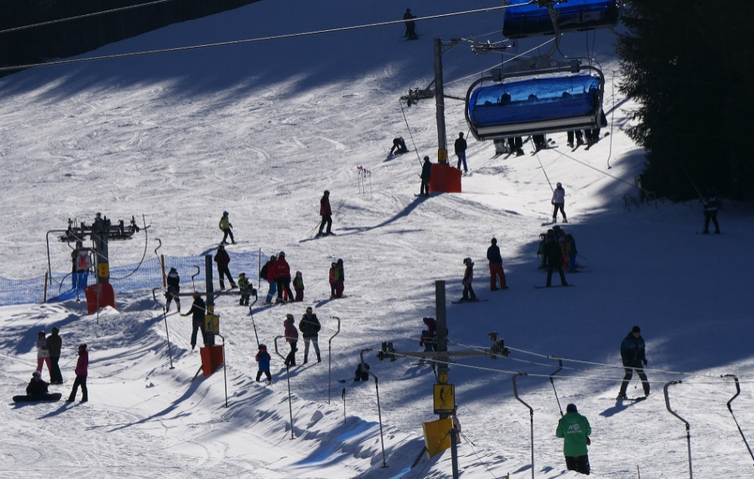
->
[293,271,305,302]
[317,190,333,237]
[67,343,88,403]
[702,190,721,234]
[255,344,272,384]
[274,252,294,303]
[261,255,277,304]
[46,327,63,385]
[214,244,236,290]
[486,237,507,290]
[556,403,592,475]
[73,244,91,295]
[36,331,51,378]
[283,314,298,367]
[403,8,418,40]
[617,325,650,399]
[165,267,181,312]
[238,272,256,306]
[459,257,477,302]
[567,129,585,148]
[454,132,468,172]
[551,182,567,223]
[299,306,321,364]
[334,259,345,298]
[329,261,338,298]
[390,137,409,155]
[219,211,235,245]
[420,156,432,197]
[544,232,568,287]
[181,293,208,350]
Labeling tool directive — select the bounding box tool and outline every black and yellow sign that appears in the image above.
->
[205,313,220,334]
[433,383,455,415]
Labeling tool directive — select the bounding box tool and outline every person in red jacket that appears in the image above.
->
[67,343,88,402]
[274,252,294,303]
[317,190,333,237]
[214,244,236,290]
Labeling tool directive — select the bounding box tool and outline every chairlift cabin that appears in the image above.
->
[503,0,621,38]
[465,68,605,141]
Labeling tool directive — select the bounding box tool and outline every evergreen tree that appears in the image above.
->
[617,1,754,200]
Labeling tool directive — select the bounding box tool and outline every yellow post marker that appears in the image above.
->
[422,417,453,458]
[433,383,455,415]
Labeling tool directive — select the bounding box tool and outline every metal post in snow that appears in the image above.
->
[549,357,564,416]
[512,372,534,479]
[275,335,295,440]
[361,348,386,468]
[663,381,692,479]
[721,374,754,465]
[328,316,341,405]
[151,287,175,369]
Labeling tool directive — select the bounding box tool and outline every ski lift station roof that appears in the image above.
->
[503,0,621,38]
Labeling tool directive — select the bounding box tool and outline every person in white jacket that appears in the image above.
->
[551,182,567,223]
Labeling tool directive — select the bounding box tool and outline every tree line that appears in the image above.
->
[1,0,259,77]
[617,1,754,200]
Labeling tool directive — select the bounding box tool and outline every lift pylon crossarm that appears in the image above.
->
[401,87,436,107]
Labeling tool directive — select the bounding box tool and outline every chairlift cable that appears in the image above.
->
[398,100,423,168]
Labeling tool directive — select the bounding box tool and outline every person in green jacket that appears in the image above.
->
[556,403,591,475]
[219,211,235,245]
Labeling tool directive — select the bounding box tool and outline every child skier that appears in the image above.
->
[255,344,272,384]
[293,271,305,302]
[460,257,477,302]
[238,272,256,306]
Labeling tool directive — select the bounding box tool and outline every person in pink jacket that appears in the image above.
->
[67,343,88,402]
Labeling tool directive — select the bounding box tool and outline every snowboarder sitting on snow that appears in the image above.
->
[255,344,272,384]
[165,267,181,312]
[459,257,477,302]
[26,371,49,396]
[354,362,370,382]
[556,403,592,475]
[390,137,408,155]
[219,211,235,245]
[237,273,256,306]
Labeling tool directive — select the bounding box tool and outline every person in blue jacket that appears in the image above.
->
[617,325,650,399]
[255,344,272,384]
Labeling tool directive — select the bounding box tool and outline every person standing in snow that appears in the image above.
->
[274,252,294,303]
[460,257,477,302]
[317,190,333,237]
[255,344,272,383]
[73,243,91,295]
[46,327,63,384]
[329,261,338,298]
[486,237,507,290]
[293,271,305,302]
[420,156,432,197]
[544,232,568,287]
[36,331,51,378]
[551,182,567,223]
[299,306,321,364]
[165,267,181,312]
[283,314,298,367]
[182,294,208,350]
[219,211,235,245]
[403,8,418,40]
[454,132,468,173]
[238,272,256,306]
[261,255,277,304]
[556,403,591,475]
[617,325,650,399]
[214,244,236,290]
[334,259,345,298]
[702,190,721,234]
[67,343,89,403]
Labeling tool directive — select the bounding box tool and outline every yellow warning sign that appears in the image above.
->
[433,384,455,415]
[205,313,220,334]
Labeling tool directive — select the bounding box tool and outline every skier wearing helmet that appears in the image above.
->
[551,183,567,223]
[460,257,477,302]
[219,211,235,244]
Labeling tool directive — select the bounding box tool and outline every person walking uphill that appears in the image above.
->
[182,294,209,350]
[486,237,507,290]
[420,156,432,197]
[317,190,333,237]
[617,325,650,399]
[556,403,592,475]
[255,344,272,384]
[214,244,236,290]
[67,344,89,403]
[165,267,181,313]
[219,211,235,245]
[551,182,567,223]
[299,307,322,364]
[283,314,298,367]
[455,132,468,172]
[46,327,63,384]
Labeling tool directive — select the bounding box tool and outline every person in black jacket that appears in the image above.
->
[617,325,650,399]
[26,371,50,395]
[214,244,236,290]
[702,190,721,234]
[403,8,418,40]
[544,232,567,287]
[181,294,208,349]
[486,237,507,290]
[454,132,468,172]
[420,156,432,197]
[165,267,181,312]
[299,307,322,363]
[46,327,63,384]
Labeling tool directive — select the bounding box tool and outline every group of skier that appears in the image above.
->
[281,306,323,368]
[22,330,89,403]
